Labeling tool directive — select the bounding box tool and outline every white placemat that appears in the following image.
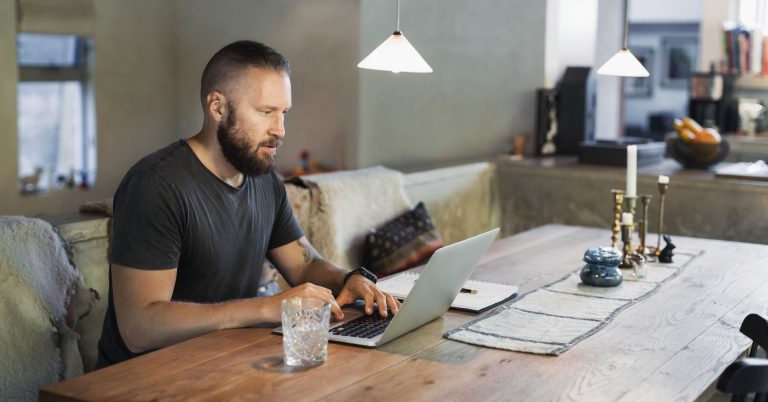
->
[445,251,702,355]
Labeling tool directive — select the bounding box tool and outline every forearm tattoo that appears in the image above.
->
[297,240,320,264]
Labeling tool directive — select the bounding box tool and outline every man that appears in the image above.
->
[96,41,400,368]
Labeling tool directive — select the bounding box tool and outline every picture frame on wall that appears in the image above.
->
[660,36,698,88]
[625,47,653,97]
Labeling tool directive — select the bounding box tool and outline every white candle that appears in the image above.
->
[622,212,633,225]
[658,175,669,184]
[626,145,637,197]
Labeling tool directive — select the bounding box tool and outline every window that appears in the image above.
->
[17,33,95,194]
[736,0,768,31]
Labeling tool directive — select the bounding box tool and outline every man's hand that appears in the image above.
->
[335,275,401,318]
[269,283,344,321]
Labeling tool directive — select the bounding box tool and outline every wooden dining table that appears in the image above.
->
[40,224,768,401]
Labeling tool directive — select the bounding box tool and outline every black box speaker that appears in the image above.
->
[557,67,595,155]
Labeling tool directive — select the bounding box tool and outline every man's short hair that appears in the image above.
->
[200,40,290,105]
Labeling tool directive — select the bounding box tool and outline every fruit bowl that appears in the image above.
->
[666,136,730,169]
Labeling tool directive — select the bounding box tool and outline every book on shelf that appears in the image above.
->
[377,271,518,313]
[722,24,767,76]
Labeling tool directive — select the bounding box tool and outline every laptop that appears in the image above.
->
[276,228,499,347]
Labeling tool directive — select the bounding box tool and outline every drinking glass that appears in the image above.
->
[281,297,331,367]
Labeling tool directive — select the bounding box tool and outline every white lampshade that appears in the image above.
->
[358,31,432,73]
[597,48,649,77]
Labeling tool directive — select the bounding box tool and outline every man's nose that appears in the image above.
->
[271,113,286,138]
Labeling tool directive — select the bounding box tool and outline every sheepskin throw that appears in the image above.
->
[0,216,91,401]
[298,166,412,270]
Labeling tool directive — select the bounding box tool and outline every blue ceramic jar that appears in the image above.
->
[579,247,623,287]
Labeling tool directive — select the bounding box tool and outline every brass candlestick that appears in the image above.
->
[638,194,653,256]
[619,223,636,270]
[610,189,624,249]
[623,195,637,245]
[655,182,670,256]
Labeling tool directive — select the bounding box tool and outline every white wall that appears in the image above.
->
[357,0,547,168]
[594,0,625,138]
[545,0,599,88]
[630,0,701,22]
[699,0,733,70]
[557,0,598,82]
[0,0,178,216]
[175,0,360,173]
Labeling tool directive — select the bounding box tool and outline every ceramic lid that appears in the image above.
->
[583,246,622,265]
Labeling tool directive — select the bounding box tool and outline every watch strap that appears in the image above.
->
[343,267,378,285]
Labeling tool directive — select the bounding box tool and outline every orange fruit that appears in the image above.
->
[678,127,696,142]
[683,117,703,134]
[694,127,721,144]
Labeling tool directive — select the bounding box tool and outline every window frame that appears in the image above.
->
[17,34,95,192]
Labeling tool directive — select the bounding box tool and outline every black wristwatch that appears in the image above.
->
[343,266,377,285]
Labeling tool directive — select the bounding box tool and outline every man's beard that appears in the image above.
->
[217,103,280,177]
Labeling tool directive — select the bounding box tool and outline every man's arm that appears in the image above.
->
[268,236,400,318]
[112,263,340,353]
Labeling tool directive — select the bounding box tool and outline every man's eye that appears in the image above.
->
[260,109,272,115]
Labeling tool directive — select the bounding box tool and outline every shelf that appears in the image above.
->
[735,75,768,90]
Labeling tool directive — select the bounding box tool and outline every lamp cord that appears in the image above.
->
[622,0,629,49]
[396,0,400,31]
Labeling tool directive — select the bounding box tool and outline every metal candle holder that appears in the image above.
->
[610,189,625,249]
[623,195,637,218]
[638,194,653,256]
[618,223,636,270]
[655,182,670,256]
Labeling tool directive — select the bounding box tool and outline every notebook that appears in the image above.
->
[378,271,518,313]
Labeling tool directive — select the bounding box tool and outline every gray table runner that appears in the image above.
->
[444,251,700,355]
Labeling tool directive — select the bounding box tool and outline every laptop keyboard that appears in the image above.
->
[330,314,393,339]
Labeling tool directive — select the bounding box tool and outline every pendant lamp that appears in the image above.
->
[597,0,649,77]
[357,0,432,73]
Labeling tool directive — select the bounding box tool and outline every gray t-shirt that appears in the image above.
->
[97,140,303,366]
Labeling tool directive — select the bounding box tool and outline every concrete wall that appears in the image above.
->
[357,0,547,168]
[174,0,360,173]
[2,0,664,216]
[0,0,178,216]
[497,156,768,244]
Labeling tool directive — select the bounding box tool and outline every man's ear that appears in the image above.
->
[206,91,227,122]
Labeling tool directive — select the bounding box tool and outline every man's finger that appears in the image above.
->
[373,289,388,317]
[362,289,375,315]
[329,297,344,320]
[385,292,399,315]
[305,287,344,320]
[335,288,354,308]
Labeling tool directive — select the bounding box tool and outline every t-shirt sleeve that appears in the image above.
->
[110,169,184,269]
[268,174,304,250]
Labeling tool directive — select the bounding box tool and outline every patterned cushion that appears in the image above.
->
[362,202,443,277]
